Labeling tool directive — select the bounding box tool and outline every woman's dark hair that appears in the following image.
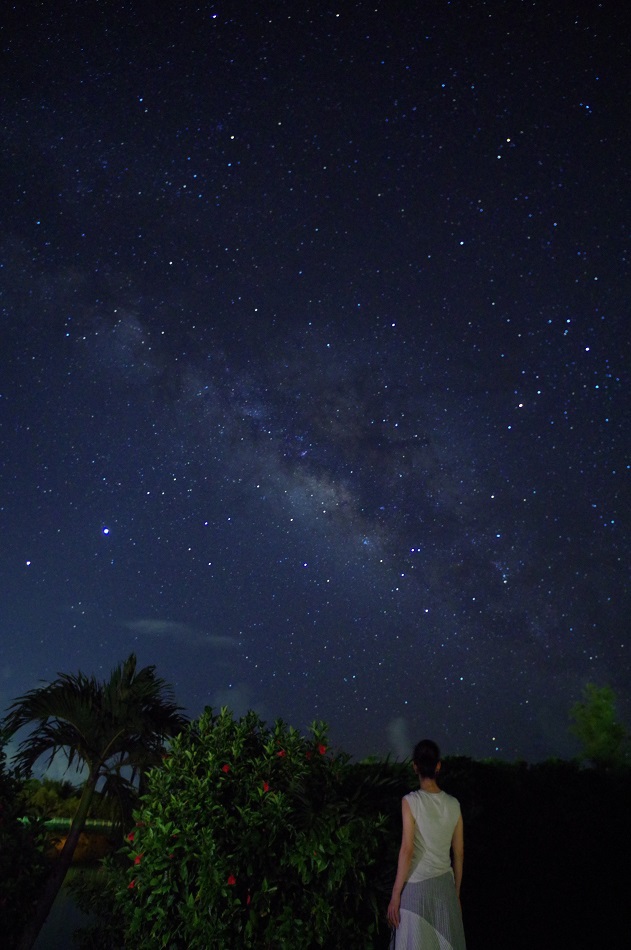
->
[412,739,441,778]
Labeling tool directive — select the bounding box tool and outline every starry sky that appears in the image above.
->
[1,0,629,764]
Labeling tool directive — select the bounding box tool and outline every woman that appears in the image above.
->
[387,739,466,949]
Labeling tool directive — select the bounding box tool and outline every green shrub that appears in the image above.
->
[118,708,392,949]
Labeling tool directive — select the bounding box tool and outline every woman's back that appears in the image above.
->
[405,789,462,882]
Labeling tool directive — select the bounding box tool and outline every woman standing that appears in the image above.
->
[387,739,466,949]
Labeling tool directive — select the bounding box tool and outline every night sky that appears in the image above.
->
[2,0,629,764]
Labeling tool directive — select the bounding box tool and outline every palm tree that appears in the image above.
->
[2,653,188,950]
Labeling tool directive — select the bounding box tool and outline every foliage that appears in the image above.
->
[1,654,188,950]
[22,777,81,820]
[4,654,188,825]
[23,777,123,821]
[0,739,48,944]
[569,683,629,769]
[116,707,397,949]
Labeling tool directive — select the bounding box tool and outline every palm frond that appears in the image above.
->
[2,654,187,778]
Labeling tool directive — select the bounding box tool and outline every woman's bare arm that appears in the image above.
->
[387,799,416,928]
[451,813,464,899]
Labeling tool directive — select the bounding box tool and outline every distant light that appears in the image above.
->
[102,527,110,535]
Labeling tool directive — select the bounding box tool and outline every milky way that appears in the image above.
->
[1,1,628,763]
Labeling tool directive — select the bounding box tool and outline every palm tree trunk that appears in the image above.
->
[18,772,99,950]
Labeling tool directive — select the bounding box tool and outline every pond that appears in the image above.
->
[33,868,99,950]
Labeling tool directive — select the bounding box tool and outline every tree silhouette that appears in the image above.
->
[2,654,187,950]
[570,683,629,769]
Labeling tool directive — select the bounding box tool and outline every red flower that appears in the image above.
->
[305,750,312,760]
[221,764,230,773]
[127,832,135,842]
[227,874,237,885]
[134,853,144,865]
[128,879,136,889]
[168,853,174,859]
[262,781,270,792]
[276,749,286,758]
[247,893,251,905]
[318,744,327,755]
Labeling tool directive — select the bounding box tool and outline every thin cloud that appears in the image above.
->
[125,619,238,649]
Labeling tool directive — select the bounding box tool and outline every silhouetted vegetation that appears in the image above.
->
[438,756,631,948]
[570,682,630,768]
[2,669,630,947]
[0,740,49,945]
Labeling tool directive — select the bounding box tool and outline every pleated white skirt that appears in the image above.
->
[390,872,466,950]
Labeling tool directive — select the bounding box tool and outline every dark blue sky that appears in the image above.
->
[1,0,629,763]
